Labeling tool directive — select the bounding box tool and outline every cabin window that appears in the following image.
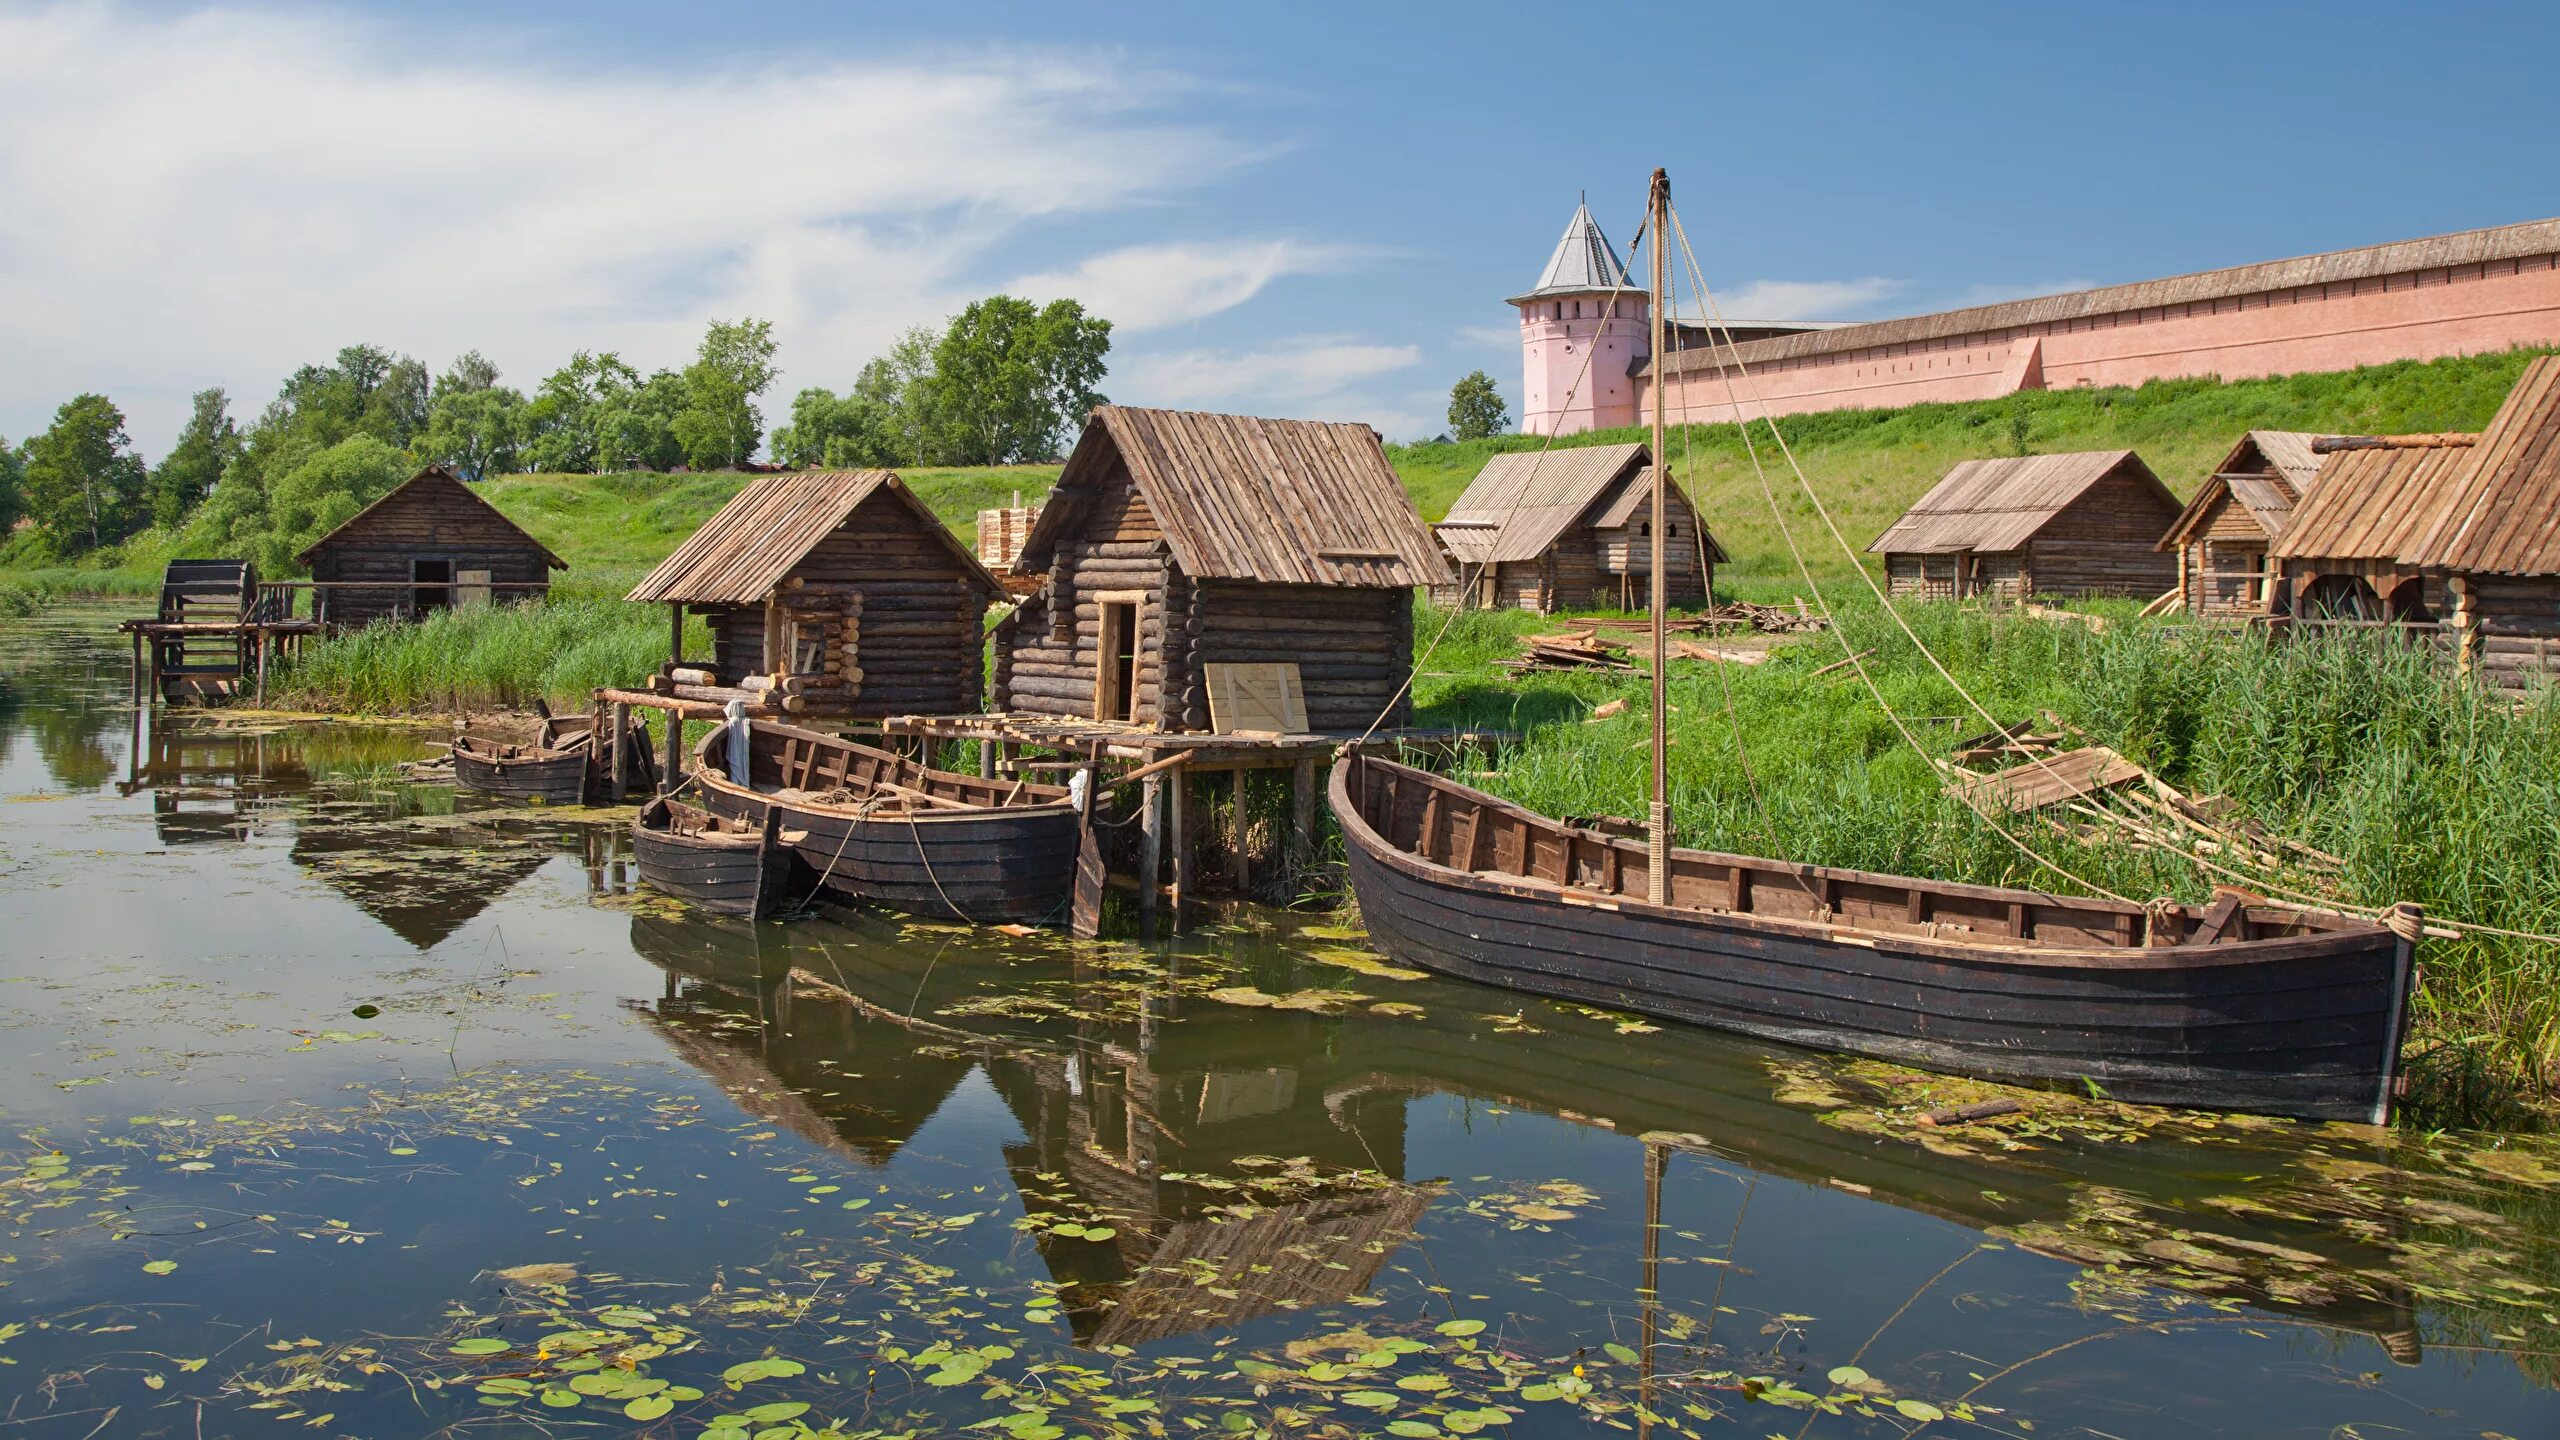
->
[1094,597,1141,724]
[411,559,454,616]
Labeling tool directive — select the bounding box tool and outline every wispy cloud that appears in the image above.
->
[1113,335,1420,418]
[0,5,1252,447]
[1708,277,1904,321]
[1010,240,1369,332]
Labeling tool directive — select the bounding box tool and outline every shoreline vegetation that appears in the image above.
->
[11,350,2560,1126]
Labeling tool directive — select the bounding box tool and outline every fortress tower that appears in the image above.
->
[1511,199,1649,436]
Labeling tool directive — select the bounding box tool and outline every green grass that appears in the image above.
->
[1392,346,2550,579]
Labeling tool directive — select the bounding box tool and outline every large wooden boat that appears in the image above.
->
[450,732,590,805]
[632,792,804,919]
[687,718,1080,924]
[1333,752,2415,1122]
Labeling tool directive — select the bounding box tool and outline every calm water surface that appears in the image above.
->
[3,607,2557,1439]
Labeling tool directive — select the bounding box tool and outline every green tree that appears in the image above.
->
[433,350,502,401]
[673,318,779,469]
[147,387,242,530]
[421,385,526,480]
[858,325,942,465]
[594,369,688,471]
[22,394,148,552]
[523,351,641,473]
[260,435,414,573]
[926,297,1111,464]
[365,357,432,448]
[770,386,895,469]
[0,434,26,536]
[1447,370,1508,441]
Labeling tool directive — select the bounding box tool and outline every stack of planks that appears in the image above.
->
[1503,630,1638,674]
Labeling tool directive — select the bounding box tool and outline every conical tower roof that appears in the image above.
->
[1507,199,1634,304]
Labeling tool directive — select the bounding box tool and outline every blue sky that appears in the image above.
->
[5,0,2557,453]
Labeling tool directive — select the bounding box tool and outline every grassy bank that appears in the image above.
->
[269,595,682,714]
[1409,591,2560,1126]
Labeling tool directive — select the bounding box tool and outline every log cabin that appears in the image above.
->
[626,469,1002,719]
[296,464,564,627]
[2267,433,2478,627]
[992,406,1450,734]
[2406,355,2560,690]
[2156,430,2327,619]
[1428,442,1725,612]
[1868,450,2181,601]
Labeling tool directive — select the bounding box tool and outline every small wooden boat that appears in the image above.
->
[632,792,805,919]
[688,718,1081,924]
[1333,752,2417,1122]
[451,731,590,805]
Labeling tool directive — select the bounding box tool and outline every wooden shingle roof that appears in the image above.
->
[626,470,999,605]
[2157,430,2340,550]
[1869,451,2170,555]
[2404,355,2560,576]
[294,464,566,568]
[2268,434,2479,563]
[1436,443,1649,564]
[1019,407,1450,588]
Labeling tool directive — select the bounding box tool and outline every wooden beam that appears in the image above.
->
[1230,769,1251,892]
[1138,772,1163,942]
[1291,755,1318,870]
[610,701,631,802]
[1169,769,1190,933]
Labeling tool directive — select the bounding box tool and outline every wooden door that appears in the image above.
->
[1095,599,1139,723]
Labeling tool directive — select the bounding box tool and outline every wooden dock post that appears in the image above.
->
[663,710,684,791]
[1168,769,1191,932]
[979,740,996,779]
[1291,756,1318,870]
[610,701,631,802]
[1229,768,1251,893]
[1138,771,1164,942]
[129,629,145,705]
[253,629,270,707]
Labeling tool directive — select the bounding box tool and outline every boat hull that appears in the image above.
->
[689,722,1080,925]
[1330,755,2412,1122]
[632,798,803,919]
[452,738,588,805]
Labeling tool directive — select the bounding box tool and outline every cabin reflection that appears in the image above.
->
[119,714,309,844]
[626,914,1428,1346]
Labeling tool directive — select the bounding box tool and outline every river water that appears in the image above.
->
[3,606,2557,1439]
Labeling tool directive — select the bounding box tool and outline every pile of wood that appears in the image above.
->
[1703,600,1830,634]
[1503,630,1638,674]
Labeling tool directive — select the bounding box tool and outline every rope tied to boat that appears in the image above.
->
[2384,902,2426,944]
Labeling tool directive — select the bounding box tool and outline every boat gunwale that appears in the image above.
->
[1330,753,2393,973]
[691,720,1077,825]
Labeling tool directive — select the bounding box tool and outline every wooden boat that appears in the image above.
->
[1328,167,2418,1123]
[687,718,1081,924]
[632,792,804,919]
[450,731,590,805]
[1333,751,2416,1122]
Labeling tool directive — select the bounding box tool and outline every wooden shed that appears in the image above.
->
[2156,430,2327,619]
[1429,442,1724,612]
[2404,353,2560,687]
[2267,433,2478,624]
[297,464,563,626]
[1868,450,2181,601]
[626,469,1002,719]
[991,406,1450,735]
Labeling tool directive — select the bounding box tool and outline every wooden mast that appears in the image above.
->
[1647,167,1671,905]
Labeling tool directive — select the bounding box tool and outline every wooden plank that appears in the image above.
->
[1203,661,1308,734]
[1948,745,2147,813]
[1071,744,1107,939]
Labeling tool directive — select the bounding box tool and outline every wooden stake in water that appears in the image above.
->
[1647,167,1672,906]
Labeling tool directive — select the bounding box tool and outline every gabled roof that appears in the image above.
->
[1017,407,1450,589]
[2157,430,2340,549]
[627,470,1000,605]
[1587,467,1731,563]
[2404,355,2560,575]
[2269,434,2479,563]
[1868,451,2173,555]
[295,464,566,568]
[1436,443,1649,564]
[1507,201,1634,304]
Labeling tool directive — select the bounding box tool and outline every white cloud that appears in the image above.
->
[1708,276,1904,321]
[1010,239,1367,332]
[0,5,1253,449]
[1113,335,1420,420]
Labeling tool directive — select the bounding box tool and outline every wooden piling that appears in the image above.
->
[1138,771,1164,942]
[663,711,684,791]
[1169,770,1191,932]
[129,630,145,705]
[1291,756,1318,869]
[610,701,631,802]
[253,629,270,706]
[1229,768,1251,892]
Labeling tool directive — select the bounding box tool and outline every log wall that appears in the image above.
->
[2021,471,2183,598]
[305,482,552,627]
[995,457,1176,724]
